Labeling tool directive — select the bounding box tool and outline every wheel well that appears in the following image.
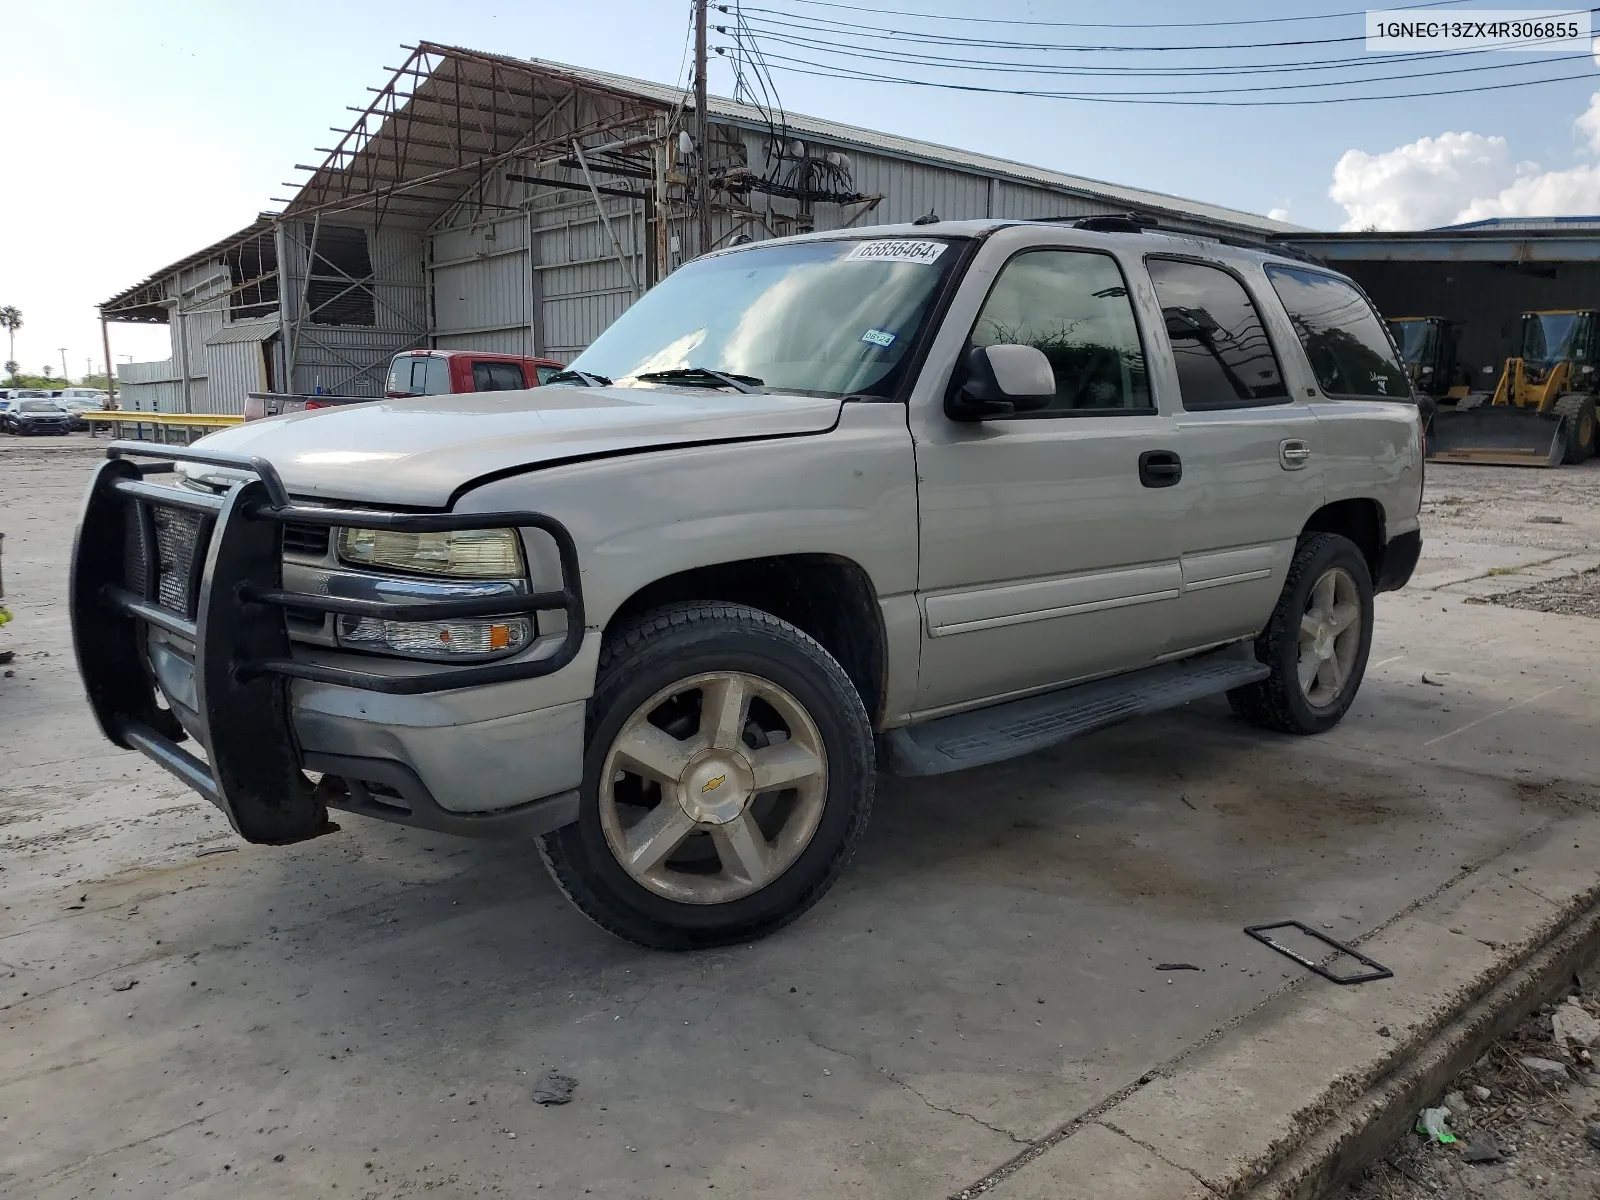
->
[1302,499,1384,580]
[605,555,887,724]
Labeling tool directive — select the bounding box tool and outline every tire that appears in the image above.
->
[538,602,874,950]
[1554,393,1597,464]
[1227,533,1375,736]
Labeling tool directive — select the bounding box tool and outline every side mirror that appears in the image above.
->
[946,344,1055,421]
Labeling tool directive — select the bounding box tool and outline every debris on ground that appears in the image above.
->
[1154,963,1201,972]
[195,844,238,857]
[1347,983,1600,1199]
[1416,1107,1457,1144]
[531,1071,577,1105]
[110,979,137,993]
[1491,567,1600,620]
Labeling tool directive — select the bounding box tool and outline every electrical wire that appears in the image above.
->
[726,0,1466,29]
[746,49,1599,105]
[736,9,1592,74]
[738,4,1598,53]
[740,27,1595,95]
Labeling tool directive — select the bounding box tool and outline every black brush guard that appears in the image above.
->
[70,440,585,845]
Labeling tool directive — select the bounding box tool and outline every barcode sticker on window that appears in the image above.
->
[843,240,948,265]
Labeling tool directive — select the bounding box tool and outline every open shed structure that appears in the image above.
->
[1275,217,1600,380]
[102,42,1294,414]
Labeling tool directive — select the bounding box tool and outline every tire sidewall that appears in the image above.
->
[562,613,871,938]
[1271,537,1375,734]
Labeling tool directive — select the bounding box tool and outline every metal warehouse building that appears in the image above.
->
[102,42,1295,414]
[1275,217,1600,381]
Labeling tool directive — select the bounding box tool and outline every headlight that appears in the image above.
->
[337,527,525,578]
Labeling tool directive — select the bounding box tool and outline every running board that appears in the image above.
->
[881,644,1269,777]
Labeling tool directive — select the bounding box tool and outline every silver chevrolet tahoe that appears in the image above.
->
[71,219,1423,949]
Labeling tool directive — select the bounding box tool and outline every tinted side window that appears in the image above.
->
[535,365,562,385]
[967,249,1151,413]
[1265,265,1408,398]
[472,361,526,391]
[1147,259,1287,411]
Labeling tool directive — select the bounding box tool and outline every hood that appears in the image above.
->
[186,386,843,507]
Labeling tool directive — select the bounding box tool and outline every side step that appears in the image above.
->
[881,644,1268,777]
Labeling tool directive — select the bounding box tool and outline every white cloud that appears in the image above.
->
[1328,94,1600,231]
[1267,207,1291,223]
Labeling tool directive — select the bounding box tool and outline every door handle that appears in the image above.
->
[1280,439,1312,470]
[1138,449,1183,488]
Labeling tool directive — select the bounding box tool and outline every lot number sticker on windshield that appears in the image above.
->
[860,328,897,348]
[844,239,948,265]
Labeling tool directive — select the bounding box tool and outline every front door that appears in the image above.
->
[911,245,1187,715]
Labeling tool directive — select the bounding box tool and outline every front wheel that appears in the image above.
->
[1554,394,1597,464]
[1228,533,1375,735]
[538,602,874,950]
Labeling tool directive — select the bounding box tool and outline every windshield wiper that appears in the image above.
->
[544,369,612,387]
[631,367,764,394]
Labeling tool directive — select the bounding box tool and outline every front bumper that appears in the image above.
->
[70,440,589,844]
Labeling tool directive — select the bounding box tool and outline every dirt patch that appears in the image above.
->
[1346,981,1600,1199]
[1491,568,1600,621]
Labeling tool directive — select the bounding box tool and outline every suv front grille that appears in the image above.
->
[124,502,208,618]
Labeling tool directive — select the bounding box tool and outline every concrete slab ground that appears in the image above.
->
[2,444,1597,1198]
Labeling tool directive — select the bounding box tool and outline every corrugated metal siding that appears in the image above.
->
[204,340,268,415]
[431,213,530,342]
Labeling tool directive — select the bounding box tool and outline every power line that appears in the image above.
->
[732,17,1504,76]
[728,0,1464,29]
[741,5,1598,53]
[748,50,1599,105]
[739,27,1596,94]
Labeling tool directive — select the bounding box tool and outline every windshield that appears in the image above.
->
[20,400,63,412]
[1520,312,1583,366]
[1387,319,1434,364]
[15,390,50,398]
[561,237,963,398]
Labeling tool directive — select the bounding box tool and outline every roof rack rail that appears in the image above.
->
[1071,213,1161,233]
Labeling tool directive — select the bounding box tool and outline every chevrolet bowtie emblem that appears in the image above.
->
[701,774,727,793]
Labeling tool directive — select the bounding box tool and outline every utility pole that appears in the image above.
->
[694,0,711,258]
[58,347,68,382]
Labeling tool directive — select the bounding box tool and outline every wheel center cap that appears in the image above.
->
[679,750,753,825]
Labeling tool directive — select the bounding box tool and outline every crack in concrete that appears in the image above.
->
[797,1027,1027,1146]
[1095,1118,1224,1197]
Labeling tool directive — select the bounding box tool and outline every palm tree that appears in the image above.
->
[0,307,20,379]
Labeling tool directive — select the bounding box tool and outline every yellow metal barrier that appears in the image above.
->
[83,411,243,445]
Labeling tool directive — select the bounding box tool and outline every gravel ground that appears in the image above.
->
[1347,963,1600,1200]
[1491,568,1600,620]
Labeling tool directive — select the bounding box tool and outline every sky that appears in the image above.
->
[3,0,1598,382]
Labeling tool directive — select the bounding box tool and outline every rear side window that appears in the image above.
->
[535,364,562,385]
[387,355,450,396]
[472,361,526,391]
[967,249,1151,414]
[1265,265,1408,399]
[1146,258,1287,411]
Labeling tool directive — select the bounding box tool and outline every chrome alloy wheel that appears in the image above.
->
[1297,566,1362,709]
[596,671,829,905]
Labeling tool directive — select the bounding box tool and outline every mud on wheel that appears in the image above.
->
[1227,533,1375,736]
[538,602,874,950]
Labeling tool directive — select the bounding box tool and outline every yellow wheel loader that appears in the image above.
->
[1426,309,1600,467]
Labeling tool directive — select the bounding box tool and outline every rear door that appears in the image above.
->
[471,360,528,391]
[1142,256,1324,655]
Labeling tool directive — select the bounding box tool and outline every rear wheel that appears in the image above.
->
[1554,393,1597,464]
[1228,533,1374,735]
[538,602,874,950]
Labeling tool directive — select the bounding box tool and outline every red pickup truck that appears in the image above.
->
[244,350,565,421]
